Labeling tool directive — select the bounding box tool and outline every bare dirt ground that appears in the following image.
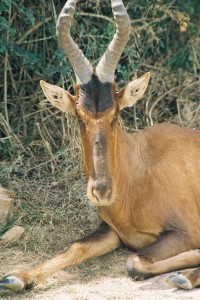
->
[1,248,199,300]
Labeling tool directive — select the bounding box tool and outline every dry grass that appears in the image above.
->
[6,175,100,254]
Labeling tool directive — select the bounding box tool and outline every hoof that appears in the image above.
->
[166,274,193,290]
[0,276,25,295]
[126,256,153,281]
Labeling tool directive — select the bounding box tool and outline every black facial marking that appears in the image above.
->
[79,74,113,112]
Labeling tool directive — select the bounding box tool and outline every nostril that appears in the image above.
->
[92,185,112,202]
[106,188,112,199]
[92,188,100,202]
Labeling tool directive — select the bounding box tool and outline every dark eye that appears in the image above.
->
[110,115,118,126]
[77,115,85,125]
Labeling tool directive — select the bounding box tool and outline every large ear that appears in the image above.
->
[40,80,76,114]
[117,72,150,110]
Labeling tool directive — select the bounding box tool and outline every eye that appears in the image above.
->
[77,116,83,122]
[110,115,118,126]
[77,114,85,125]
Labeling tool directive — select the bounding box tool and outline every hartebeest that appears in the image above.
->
[1,0,200,294]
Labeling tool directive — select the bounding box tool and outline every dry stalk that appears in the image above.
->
[78,12,115,24]
[3,6,12,126]
[0,113,27,154]
[36,122,57,173]
[16,17,52,44]
[3,52,9,125]
[148,86,183,126]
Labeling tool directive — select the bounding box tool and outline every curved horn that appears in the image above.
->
[96,0,131,83]
[56,0,93,84]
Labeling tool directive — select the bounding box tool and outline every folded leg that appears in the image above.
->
[126,231,200,281]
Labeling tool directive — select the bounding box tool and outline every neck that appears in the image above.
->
[98,124,149,231]
[114,125,145,190]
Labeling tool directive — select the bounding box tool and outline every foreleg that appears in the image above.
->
[0,223,121,295]
[126,231,200,281]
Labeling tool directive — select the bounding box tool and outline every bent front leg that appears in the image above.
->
[0,223,121,295]
[126,231,200,281]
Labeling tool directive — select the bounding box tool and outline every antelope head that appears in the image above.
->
[40,0,150,206]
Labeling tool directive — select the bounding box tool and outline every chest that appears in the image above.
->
[98,206,161,250]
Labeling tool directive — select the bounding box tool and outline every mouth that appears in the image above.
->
[91,199,111,207]
[88,193,116,207]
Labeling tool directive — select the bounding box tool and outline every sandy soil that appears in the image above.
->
[0,248,199,300]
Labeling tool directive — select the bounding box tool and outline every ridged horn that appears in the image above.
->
[56,0,93,84]
[96,0,131,83]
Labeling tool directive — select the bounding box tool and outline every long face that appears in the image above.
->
[40,0,150,207]
[76,75,119,206]
[40,72,150,206]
